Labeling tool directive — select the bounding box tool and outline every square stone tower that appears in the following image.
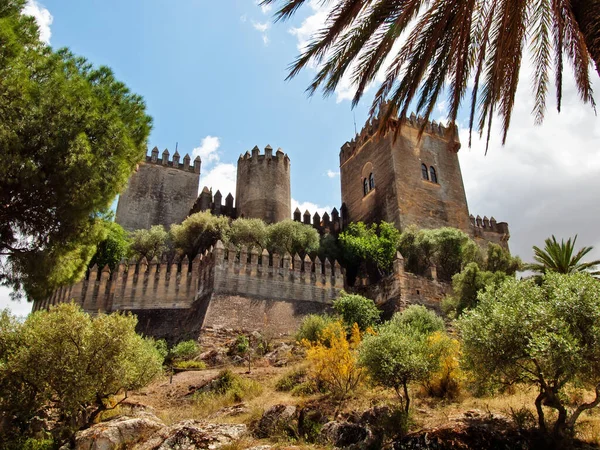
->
[115,147,201,231]
[339,114,471,233]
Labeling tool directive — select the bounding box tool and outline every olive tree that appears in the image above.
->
[359,306,447,413]
[0,304,163,435]
[129,225,170,261]
[266,219,319,256]
[170,211,230,259]
[458,273,600,437]
[225,217,269,250]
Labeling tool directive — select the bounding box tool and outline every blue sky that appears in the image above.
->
[2,0,600,316]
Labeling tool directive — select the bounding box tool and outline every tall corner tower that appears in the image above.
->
[235,145,291,224]
[339,114,471,232]
[115,147,201,231]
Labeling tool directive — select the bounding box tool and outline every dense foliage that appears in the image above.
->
[0,0,152,300]
[333,291,381,332]
[339,221,400,282]
[88,221,130,270]
[304,321,365,404]
[225,218,269,250]
[266,219,320,256]
[129,225,170,261]
[0,304,163,440]
[459,273,600,436]
[295,313,337,344]
[398,227,480,282]
[170,211,230,259]
[359,306,450,413]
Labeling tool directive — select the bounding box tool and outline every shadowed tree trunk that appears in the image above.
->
[572,0,600,77]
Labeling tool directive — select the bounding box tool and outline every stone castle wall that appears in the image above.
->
[235,145,291,224]
[340,115,470,232]
[115,147,201,231]
[33,241,343,341]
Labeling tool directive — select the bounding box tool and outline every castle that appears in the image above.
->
[33,113,509,342]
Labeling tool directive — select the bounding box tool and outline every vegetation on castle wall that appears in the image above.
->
[398,226,480,282]
[129,225,170,261]
[266,219,320,256]
[459,273,600,437]
[0,0,152,301]
[0,303,163,440]
[224,218,269,250]
[339,221,400,283]
[170,211,230,259]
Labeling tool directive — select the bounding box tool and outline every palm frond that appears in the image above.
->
[266,0,597,147]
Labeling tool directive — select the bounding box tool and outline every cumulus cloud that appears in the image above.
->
[200,163,237,198]
[192,136,221,165]
[326,170,339,178]
[459,63,600,264]
[22,0,53,44]
[291,199,333,218]
[252,21,270,44]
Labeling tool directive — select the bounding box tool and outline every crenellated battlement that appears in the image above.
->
[469,214,510,248]
[339,112,460,166]
[292,206,347,235]
[190,187,237,219]
[146,146,201,174]
[34,240,344,319]
[238,145,290,168]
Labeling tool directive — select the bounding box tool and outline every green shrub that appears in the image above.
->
[295,314,335,344]
[174,360,207,369]
[266,219,320,256]
[170,340,200,360]
[275,367,308,392]
[153,339,169,360]
[390,305,445,335]
[333,291,380,332]
[194,370,262,410]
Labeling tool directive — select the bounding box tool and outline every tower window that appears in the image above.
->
[363,178,369,196]
[369,173,375,190]
[421,163,429,180]
[430,166,438,183]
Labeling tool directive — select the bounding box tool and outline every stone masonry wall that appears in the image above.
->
[353,253,450,320]
[235,145,291,224]
[340,115,470,233]
[33,241,343,339]
[115,147,201,231]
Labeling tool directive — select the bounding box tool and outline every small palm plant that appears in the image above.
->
[527,235,600,277]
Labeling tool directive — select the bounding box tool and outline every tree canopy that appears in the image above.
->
[459,273,600,437]
[262,0,598,149]
[0,0,152,300]
[0,303,163,438]
[527,235,600,277]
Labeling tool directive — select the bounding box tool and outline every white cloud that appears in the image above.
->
[326,170,339,178]
[200,163,237,198]
[240,14,248,23]
[253,21,269,33]
[192,136,221,165]
[22,0,53,44]
[256,1,272,14]
[291,199,333,218]
[459,61,600,265]
[252,21,270,45]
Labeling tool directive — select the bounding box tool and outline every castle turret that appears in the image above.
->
[235,145,291,224]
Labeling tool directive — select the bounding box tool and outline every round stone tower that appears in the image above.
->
[235,145,291,224]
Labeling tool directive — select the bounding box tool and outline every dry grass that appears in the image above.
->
[129,360,600,447]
